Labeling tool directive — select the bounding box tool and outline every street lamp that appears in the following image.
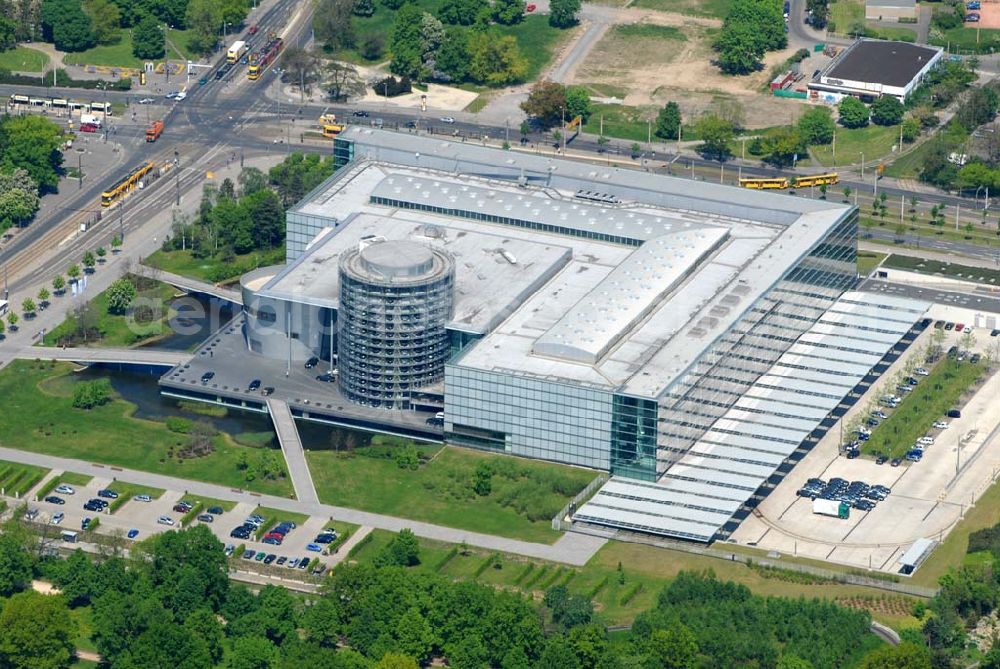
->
[222,21,231,43]
[174,149,180,206]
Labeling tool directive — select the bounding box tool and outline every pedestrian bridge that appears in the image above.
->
[145,268,241,304]
[16,346,190,367]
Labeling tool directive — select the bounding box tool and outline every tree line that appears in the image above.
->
[7,0,253,58]
[0,514,938,669]
[312,0,579,89]
[715,0,787,75]
[0,114,64,232]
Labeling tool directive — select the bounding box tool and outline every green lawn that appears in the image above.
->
[0,360,293,498]
[811,124,901,167]
[828,0,864,34]
[867,25,915,41]
[630,0,731,19]
[144,247,285,284]
[884,140,938,179]
[495,16,577,82]
[349,529,924,629]
[0,460,49,497]
[307,443,596,543]
[857,250,887,275]
[884,254,1000,286]
[41,276,178,348]
[930,26,1000,54]
[0,46,49,73]
[62,30,195,70]
[69,605,97,654]
[863,357,985,460]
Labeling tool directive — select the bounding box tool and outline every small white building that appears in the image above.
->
[809,39,944,103]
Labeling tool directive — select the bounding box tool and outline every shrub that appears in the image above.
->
[165,417,193,434]
[72,379,112,409]
[372,75,412,97]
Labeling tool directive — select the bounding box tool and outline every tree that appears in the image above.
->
[0,169,40,231]
[185,0,222,56]
[132,14,165,59]
[72,378,112,409]
[67,264,81,283]
[549,0,579,26]
[467,31,527,86]
[227,636,279,669]
[126,621,214,669]
[83,0,120,44]
[493,0,524,24]
[536,637,581,669]
[521,80,568,128]
[856,642,932,669]
[419,12,445,79]
[82,250,96,271]
[655,102,682,140]
[106,278,137,315]
[374,654,419,669]
[283,46,320,95]
[20,298,35,317]
[871,95,904,126]
[762,127,804,167]
[44,0,96,51]
[187,609,225,664]
[436,26,469,81]
[0,319,5,338]
[694,114,734,161]
[375,528,421,566]
[438,0,483,25]
[396,607,436,664]
[565,86,592,124]
[0,16,16,50]
[313,0,355,50]
[354,0,374,15]
[798,106,834,145]
[52,275,66,294]
[473,461,492,496]
[777,656,814,669]
[6,311,17,331]
[0,590,76,669]
[56,549,96,606]
[37,288,50,308]
[323,60,366,101]
[390,3,425,79]
[715,21,764,75]
[238,167,268,196]
[648,624,699,669]
[0,534,32,596]
[838,96,869,128]
[0,115,64,193]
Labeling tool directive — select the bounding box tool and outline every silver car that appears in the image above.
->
[157,516,175,526]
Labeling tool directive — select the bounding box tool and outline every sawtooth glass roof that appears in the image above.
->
[576,291,929,543]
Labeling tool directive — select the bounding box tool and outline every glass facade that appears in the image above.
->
[611,395,659,481]
[656,210,858,474]
[445,366,615,471]
[338,246,455,410]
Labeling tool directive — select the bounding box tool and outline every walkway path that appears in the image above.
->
[266,398,320,504]
[0,445,607,565]
[14,345,190,367]
[330,526,373,567]
[149,267,242,303]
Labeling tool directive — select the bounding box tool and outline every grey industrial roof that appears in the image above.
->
[825,39,942,88]
[576,291,930,542]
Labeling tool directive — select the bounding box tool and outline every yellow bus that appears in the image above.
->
[739,177,789,190]
[101,162,155,207]
[792,173,839,188]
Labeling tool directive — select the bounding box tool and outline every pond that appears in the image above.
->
[141,294,238,352]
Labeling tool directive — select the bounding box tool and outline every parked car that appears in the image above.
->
[969,1,981,9]
[262,386,275,396]
[966,13,981,21]
[224,544,235,556]
[440,116,456,123]
[54,485,75,495]
[200,371,215,383]
[934,421,950,429]
[45,496,65,505]
[173,503,193,513]
[248,379,261,391]
[298,558,310,569]
[992,329,1000,337]
[97,489,119,499]
[51,512,64,525]
[305,356,319,369]
[262,537,282,546]
[905,449,924,462]
[255,552,266,562]
[134,494,152,502]
[242,550,256,560]
[316,372,337,383]
[197,514,214,523]
[915,367,929,376]
[277,556,287,566]
[853,499,876,511]
[875,455,888,465]
[526,2,536,10]
[157,516,175,526]
[127,528,139,539]
[947,409,962,418]
[207,506,224,515]
[263,554,277,565]
[81,517,92,530]
[891,458,902,467]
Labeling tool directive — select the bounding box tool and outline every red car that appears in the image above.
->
[956,323,965,332]
[79,123,98,133]
[263,532,285,542]
[526,3,536,10]
[248,24,259,34]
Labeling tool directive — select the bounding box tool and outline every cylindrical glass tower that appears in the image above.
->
[338,240,455,409]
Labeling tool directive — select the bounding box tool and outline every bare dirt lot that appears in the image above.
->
[571,11,811,127]
[978,1,1000,29]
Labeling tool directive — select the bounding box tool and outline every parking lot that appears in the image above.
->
[731,304,1000,573]
[24,477,347,574]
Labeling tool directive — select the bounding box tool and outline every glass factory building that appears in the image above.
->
[240,128,927,542]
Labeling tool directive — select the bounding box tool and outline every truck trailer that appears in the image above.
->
[227,40,248,64]
[812,498,850,519]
